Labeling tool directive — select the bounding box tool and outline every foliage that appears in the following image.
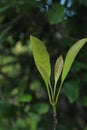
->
[63,80,79,103]
[30,35,87,117]
[0,0,87,130]
[48,3,65,24]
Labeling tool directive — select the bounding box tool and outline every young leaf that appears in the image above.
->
[54,55,63,87]
[62,38,87,83]
[30,35,51,86]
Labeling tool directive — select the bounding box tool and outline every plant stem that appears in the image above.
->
[46,84,52,104]
[55,82,62,104]
[49,83,54,103]
[53,113,57,130]
[53,104,56,113]
[52,104,57,130]
[54,83,56,97]
[53,112,57,130]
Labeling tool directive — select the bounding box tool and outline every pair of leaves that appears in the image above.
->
[30,35,87,101]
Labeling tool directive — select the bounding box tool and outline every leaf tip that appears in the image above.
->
[30,35,34,41]
[60,55,63,61]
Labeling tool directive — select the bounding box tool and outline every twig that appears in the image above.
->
[53,112,57,130]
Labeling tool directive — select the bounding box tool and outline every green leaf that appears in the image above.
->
[62,38,87,83]
[30,35,51,86]
[32,103,49,114]
[63,81,79,103]
[39,65,51,86]
[48,3,65,24]
[54,55,63,87]
[16,118,26,128]
[18,94,32,102]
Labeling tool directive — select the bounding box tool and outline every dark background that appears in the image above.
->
[0,0,87,130]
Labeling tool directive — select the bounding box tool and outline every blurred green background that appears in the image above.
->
[0,0,87,130]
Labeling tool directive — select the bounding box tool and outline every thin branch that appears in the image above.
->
[55,83,63,104]
[53,112,57,130]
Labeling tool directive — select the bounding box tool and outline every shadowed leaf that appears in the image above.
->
[48,3,65,24]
